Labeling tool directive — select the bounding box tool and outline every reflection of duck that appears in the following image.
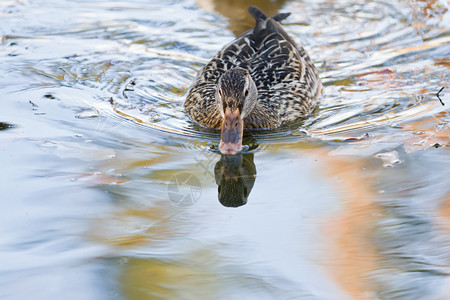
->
[214,153,256,207]
[185,6,321,154]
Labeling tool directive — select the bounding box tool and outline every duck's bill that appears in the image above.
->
[219,108,243,155]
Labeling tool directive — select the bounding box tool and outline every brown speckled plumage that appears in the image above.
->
[184,6,321,129]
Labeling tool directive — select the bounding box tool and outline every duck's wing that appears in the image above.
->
[246,7,321,125]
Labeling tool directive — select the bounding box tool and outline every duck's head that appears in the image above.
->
[215,67,258,155]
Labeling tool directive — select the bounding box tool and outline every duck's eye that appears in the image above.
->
[244,90,249,97]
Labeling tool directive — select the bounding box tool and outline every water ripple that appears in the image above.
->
[2,0,447,150]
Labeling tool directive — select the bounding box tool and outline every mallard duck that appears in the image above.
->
[185,5,321,154]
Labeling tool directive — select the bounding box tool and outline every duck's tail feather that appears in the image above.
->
[248,5,267,21]
[249,6,294,49]
[248,5,291,22]
[273,12,291,22]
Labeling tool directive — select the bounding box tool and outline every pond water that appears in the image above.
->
[1,0,449,299]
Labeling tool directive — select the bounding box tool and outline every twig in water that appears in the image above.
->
[436,86,444,106]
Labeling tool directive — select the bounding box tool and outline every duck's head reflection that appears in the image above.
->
[214,153,256,207]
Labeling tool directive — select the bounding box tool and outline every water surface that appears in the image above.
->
[1,0,449,299]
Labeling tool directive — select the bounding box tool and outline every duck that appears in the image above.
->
[184,5,321,154]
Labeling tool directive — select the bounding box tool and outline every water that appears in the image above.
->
[1,0,449,299]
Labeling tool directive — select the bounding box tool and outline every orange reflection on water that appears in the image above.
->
[197,0,288,35]
[439,192,450,234]
[306,149,382,300]
[402,111,449,153]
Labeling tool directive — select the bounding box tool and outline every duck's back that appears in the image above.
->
[185,6,321,129]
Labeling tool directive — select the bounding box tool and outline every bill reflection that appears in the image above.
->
[214,153,256,207]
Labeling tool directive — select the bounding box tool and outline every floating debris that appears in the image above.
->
[29,100,38,108]
[375,150,401,168]
[0,122,15,131]
[43,93,56,99]
[344,132,370,141]
[76,109,100,119]
[436,86,444,106]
